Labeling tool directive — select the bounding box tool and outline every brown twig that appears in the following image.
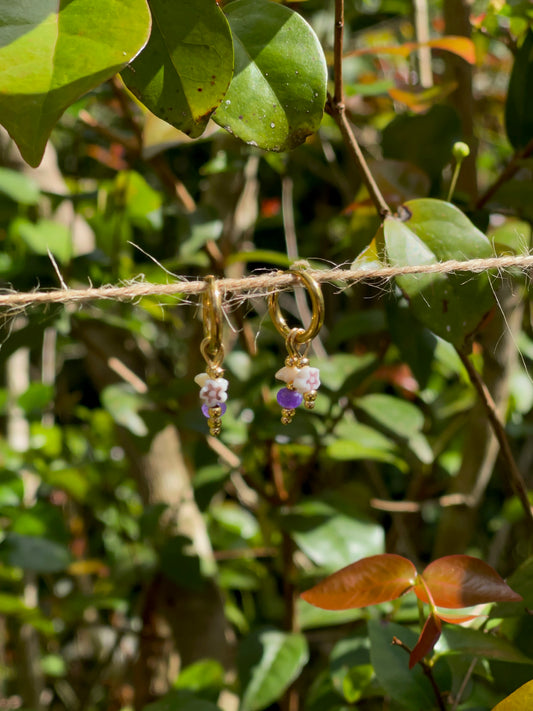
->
[327,0,391,218]
[458,349,533,533]
[391,637,446,711]
[476,137,533,210]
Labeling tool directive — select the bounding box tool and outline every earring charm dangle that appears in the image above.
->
[268,268,324,424]
[194,276,228,436]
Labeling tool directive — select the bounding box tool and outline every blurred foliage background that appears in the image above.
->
[0,0,533,710]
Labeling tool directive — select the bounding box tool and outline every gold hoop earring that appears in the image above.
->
[194,276,228,436]
[268,268,324,424]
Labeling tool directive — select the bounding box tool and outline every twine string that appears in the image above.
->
[0,254,531,309]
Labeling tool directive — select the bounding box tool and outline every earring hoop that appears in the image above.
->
[268,268,324,425]
[194,276,228,436]
[268,269,324,343]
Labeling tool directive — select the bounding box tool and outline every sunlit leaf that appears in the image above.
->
[409,613,442,668]
[383,199,494,347]
[213,0,327,151]
[415,555,523,608]
[0,0,151,166]
[122,0,233,138]
[239,629,309,711]
[492,681,533,710]
[301,554,416,610]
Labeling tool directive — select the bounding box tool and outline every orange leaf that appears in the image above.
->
[415,555,523,609]
[436,611,479,624]
[409,613,442,668]
[346,36,475,65]
[300,554,416,611]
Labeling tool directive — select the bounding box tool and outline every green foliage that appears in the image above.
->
[0,1,531,710]
[0,0,151,166]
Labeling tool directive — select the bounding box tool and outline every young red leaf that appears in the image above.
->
[300,554,416,610]
[415,555,523,609]
[409,612,442,669]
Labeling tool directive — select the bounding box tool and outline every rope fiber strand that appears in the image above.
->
[0,254,532,309]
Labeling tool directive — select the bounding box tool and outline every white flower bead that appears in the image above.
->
[293,366,320,394]
[199,377,229,408]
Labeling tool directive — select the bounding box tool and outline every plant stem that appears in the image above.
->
[328,0,391,218]
[392,637,446,711]
[458,349,533,534]
[447,162,461,202]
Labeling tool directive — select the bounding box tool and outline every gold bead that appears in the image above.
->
[304,391,317,409]
[209,405,222,417]
[281,408,295,424]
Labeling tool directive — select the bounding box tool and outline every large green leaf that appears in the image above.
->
[122,0,233,138]
[239,629,309,711]
[213,0,327,151]
[0,0,151,167]
[384,198,494,348]
[505,29,533,151]
[280,500,384,573]
[368,620,436,710]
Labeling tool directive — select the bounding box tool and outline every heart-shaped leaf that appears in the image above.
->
[384,198,494,347]
[122,0,233,138]
[301,554,416,610]
[415,555,523,609]
[213,0,327,151]
[0,0,151,167]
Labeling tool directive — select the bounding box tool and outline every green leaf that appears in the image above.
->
[436,627,533,665]
[0,0,151,167]
[330,636,373,703]
[239,629,309,711]
[0,167,40,205]
[12,218,73,265]
[123,0,233,138]
[101,384,148,437]
[326,421,407,471]
[17,383,54,414]
[281,500,384,574]
[213,0,327,151]
[173,659,225,701]
[1,533,71,573]
[384,198,494,347]
[505,29,533,150]
[368,620,436,710]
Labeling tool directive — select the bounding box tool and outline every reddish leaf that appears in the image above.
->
[409,613,442,668]
[415,555,523,609]
[300,554,416,611]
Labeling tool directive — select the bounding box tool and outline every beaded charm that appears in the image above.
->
[268,268,324,425]
[197,276,227,436]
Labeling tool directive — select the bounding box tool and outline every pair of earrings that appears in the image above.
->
[195,269,325,436]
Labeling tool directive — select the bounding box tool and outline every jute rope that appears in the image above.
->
[0,253,532,309]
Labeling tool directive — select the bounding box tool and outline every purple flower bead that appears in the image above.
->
[202,403,227,418]
[277,388,303,409]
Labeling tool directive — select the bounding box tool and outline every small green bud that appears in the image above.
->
[453,141,470,161]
